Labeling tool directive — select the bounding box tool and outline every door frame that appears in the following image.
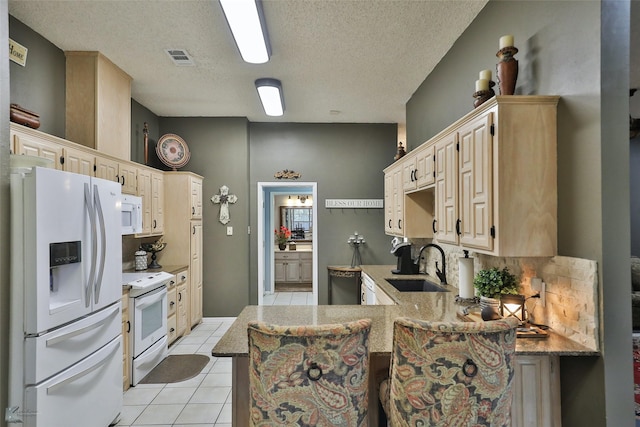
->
[257,182,318,305]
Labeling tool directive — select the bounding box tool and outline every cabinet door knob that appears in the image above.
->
[456,219,461,236]
[398,219,402,230]
[170,301,175,307]
[126,321,131,333]
[181,275,186,281]
[170,327,175,333]
[192,206,195,215]
[388,219,392,229]
[153,219,157,229]
[178,293,182,301]
[121,175,125,186]
[432,219,437,233]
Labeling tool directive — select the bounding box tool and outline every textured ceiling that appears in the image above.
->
[8,0,489,124]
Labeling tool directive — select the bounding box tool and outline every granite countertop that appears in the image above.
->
[211,265,599,358]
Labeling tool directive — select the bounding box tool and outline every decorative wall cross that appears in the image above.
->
[211,185,238,225]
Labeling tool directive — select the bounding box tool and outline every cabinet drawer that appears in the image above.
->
[299,252,312,260]
[167,314,177,345]
[275,253,298,261]
[167,286,177,317]
[176,269,189,286]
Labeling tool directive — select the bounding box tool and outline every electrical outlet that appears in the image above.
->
[530,277,545,307]
[226,226,233,236]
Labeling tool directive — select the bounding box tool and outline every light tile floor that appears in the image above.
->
[117,292,313,426]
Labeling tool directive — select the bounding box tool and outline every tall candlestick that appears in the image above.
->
[479,69,492,81]
[475,79,489,92]
[499,35,514,49]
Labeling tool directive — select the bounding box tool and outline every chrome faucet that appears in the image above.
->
[414,243,447,284]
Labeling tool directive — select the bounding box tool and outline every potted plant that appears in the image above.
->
[275,226,291,250]
[474,267,519,319]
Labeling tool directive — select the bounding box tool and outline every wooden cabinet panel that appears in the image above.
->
[95,156,119,183]
[119,163,138,195]
[137,168,153,235]
[275,252,313,283]
[458,112,493,251]
[434,132,459,245]
[13,131,63,170]
[402,153,418,192]
[190,222,203,327]
[151,171,164,234]
[415,144,435,189]
[511,355,561,427]
[121,289,130,391]
[177,282,189,338]
[162,173,204,327]
[65,51,131,160]
[191,177,203,219]
[62,146,95,176]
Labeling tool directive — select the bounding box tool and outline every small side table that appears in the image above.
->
[327,266,362,305]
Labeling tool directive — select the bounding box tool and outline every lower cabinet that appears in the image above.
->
[275,251,313,283]
[374,285,395,305]
[176,270,190,338]
[121,289,130,391]
[511,354,561,427]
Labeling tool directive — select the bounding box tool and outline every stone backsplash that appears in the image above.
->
[410,239,599,350]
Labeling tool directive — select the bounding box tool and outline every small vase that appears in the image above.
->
[278,243,287,250]
[496,46,519,95]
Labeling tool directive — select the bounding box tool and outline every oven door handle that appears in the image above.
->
[136,288,167,310]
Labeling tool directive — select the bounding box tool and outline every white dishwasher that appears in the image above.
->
[362,273,377,305]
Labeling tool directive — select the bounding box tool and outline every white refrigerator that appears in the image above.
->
[8,167,123,427]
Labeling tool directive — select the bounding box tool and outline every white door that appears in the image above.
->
[91,176,123,312]
[23,168,93,334]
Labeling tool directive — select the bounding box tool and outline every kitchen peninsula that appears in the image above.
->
[213,265,598,427]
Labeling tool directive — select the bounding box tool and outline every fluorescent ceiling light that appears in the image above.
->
[255,78,284,116]
[219,0,271,64]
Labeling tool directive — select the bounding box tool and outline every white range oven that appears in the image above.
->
[123,271,174,385]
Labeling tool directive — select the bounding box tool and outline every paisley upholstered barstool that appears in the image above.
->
[379,317,518,427]
[247,318,372,427]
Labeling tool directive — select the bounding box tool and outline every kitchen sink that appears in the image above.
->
[386,278,449,293]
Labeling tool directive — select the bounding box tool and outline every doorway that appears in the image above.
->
[257,182,318,306]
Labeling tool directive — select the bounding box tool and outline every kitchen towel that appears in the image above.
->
[458,255,475,299]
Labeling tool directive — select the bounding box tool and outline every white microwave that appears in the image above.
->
[121,195,143,235]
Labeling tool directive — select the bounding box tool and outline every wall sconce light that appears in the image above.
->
[219,0,271,64]
[255,78,285,117]
[500,294,526,323]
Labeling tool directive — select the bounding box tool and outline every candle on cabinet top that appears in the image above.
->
[479,69,492,81]
[499,35,514,49]
[475,79,489,92]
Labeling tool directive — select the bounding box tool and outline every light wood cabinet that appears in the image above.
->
[385,159,435,239]
[136,167,164,236]
[62,146,95,176]
[65,51,132,160]
[403,144,435,192]
[162,173,204,328]
[121,289,130,391]
[176,274,189,339]
[12,127,63,169]
[95,156,138,195]
[384,163,404,236]
[275,251,313,283]
[434,96,559,256]
[511,354,561,427]
[190,222,203,327]
[387,96,559,256]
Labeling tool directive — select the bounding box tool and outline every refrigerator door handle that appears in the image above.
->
[45,304,119,346]
[93,184,107,304]
[46,338,121,394]
[84,183,97,308]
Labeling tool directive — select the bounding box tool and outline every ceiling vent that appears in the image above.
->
[165,49,195,66]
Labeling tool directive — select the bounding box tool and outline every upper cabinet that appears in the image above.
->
[386,96,559,257]
[137,166,164,236]
[65,51,132,161]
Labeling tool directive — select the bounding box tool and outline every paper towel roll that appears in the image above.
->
[458,256,475,299]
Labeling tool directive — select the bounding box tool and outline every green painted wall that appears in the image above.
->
[8,15,65,138]
[248,123,398,306]
[406,1,632,426]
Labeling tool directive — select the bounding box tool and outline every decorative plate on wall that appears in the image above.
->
[157,133,191,170]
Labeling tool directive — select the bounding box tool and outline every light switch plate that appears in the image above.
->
[226,226,233,236]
